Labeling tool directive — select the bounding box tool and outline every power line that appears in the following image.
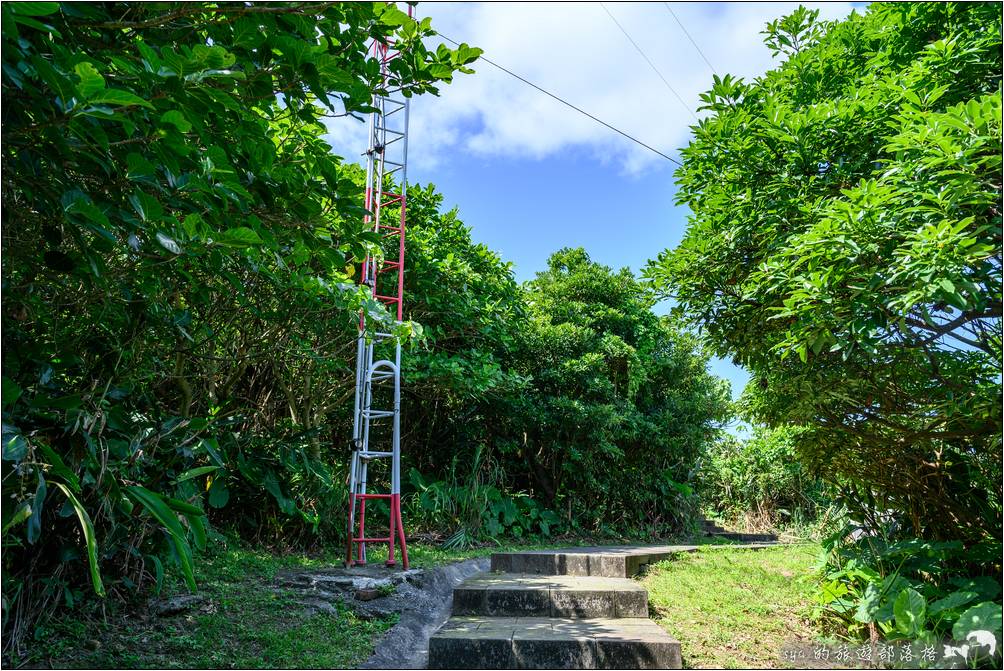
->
[436,33,681,166]
[663,2,717,74]
[599,2,698,122]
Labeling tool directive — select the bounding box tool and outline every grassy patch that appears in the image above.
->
[27,533,760,668]
[28,538,395,669]
[26,535,588,668]
[643,543,822,669]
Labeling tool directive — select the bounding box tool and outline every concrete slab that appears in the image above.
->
[428,617,681,669]
[452,573,648,618]
[490,543,775,578]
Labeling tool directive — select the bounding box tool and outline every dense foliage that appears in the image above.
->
[0,0,480,656]
[815,527,1002,652]
[1,2,730,659]
[508,249,730,534]
[400,236,731,543]
[648,1,1002,647]
[697,425,828,532]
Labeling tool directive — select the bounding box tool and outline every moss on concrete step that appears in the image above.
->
[453,574,648,618]
[428,617,681,670]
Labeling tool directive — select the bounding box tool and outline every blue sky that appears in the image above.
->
[325,2,857,405]
[405,148,746,396]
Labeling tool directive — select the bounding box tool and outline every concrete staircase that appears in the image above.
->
[427,546,694,669]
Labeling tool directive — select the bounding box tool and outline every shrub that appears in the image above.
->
[698,425,830,532]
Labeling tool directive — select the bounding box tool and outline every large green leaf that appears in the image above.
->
[73,62,104,97]
[893,587,927,636]
[10,2,60,16]
[1,377,21,407]
[215,227,262,248]
[2,423,27,461]
[88,89,154,108]
[207,479,230,508]
[124,486,196,591]
[37,443,81,492]
[172,466,219,484]
[1,502,32,535]
[930,590,979,616]
[54,483,105,597]
[952,602,1003,640]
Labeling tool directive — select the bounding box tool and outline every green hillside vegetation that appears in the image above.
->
[2,1,1001,667]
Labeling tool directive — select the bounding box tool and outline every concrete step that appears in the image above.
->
[453,573,648,618]
[428,616,681,669]
[491,545,700,578]
[708,531,778,543]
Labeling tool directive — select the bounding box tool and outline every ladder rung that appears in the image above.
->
[353,537,391,543]
[375,126,405,136]
[362,410,394,417]
[354,493,392,500]
[360,450,393,459]
[375,294,400,303]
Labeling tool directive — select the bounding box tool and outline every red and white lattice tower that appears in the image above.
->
[346,4,413,569]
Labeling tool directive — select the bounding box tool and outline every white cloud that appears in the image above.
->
[323,1,855,173]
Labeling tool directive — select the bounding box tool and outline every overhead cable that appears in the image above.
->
[663,2,717,74]
[436,32,682,166]
[599,2,698,122]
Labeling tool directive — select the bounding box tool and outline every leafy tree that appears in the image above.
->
[398,240,732,542]
[507,249,731,534]
[647,2,1002,543]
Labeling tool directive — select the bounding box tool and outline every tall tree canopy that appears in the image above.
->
[507,249,731,533]
[647,2,1002,542]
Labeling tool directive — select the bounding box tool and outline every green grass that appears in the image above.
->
[642,543,823,669]
[28,534,812,668]
[29,538,395,669]
[26,535,587,669]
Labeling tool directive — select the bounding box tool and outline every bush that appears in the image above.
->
[648,1,1002,544]
[815,521,1002,658]
[0,2,476,658]
[698,425,830,532]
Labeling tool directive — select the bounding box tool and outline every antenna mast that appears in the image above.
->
[346,3,412,569]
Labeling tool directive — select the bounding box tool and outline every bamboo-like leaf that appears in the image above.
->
[172,465,218,484]
[53,483,105,597]
[125,486,196,591]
